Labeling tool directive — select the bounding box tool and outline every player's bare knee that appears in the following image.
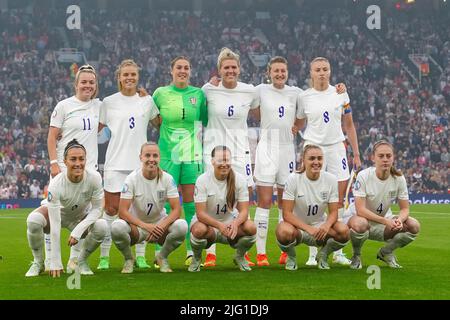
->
[334,223,350,242]
[276,223,295,243]
[349,216,369,233]
[336,230,350,243]
[405,217,420,234]
[191,222,208,238]
[242,220,256,235]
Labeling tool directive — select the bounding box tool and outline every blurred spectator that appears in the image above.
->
[29,179,42,199]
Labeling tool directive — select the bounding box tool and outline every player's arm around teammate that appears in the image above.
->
[48,65,100,177]
[97,59,160,270]
[276,145,349,271]
[45,65,102,272]
[346,140,420,269]
[188,146,256,272]
[252,57,302,266]
[201,48,259,267]
[111,143,187,273]
[25,140,107,278]
[152,56,208,266]
[295,57,356,266]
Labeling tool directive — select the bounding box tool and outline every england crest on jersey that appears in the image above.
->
[157,190,166,201]
[189,97,197,106]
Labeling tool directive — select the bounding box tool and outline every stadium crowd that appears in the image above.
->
[0,2,448,199]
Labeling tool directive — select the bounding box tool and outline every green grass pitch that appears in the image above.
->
[0,204,449,300]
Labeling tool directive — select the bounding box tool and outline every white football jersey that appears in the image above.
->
[99,93,159,170]
[353,167,409,217]
[194,170,249,222]
[296,85,351,145]
[283,171,339,225]
[256,84,302,145]
[120,169,179,224]
[50,96,101,171]
[46,169,104,225]
[202,82,258,159]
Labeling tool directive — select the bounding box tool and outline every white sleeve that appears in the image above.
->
[70,174,104,240]
[397,176,409,201]
[165,173,179,199]
[296,94,306,119]
[342,92,351,115]
[70,199,102,240]
[47,187,63,270]
[343,92,350,105]
[201,83,210,93]
[147,96,160,120]
[194,176,207,203]
[236,176,249,202]
[329,176,339,203]
[353,173,367,198]
[282,174,296,201]
[120,174,134,200]
[91,172,104,202]
[49,102,65,128]
[99,100,107,125]
[250,85,259,110]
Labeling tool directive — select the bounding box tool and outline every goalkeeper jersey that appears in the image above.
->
[153,84,207,162]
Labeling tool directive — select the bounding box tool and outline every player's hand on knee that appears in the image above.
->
[150,225,165,240]
[228,222,238,240]
[392,218,403,231]
[220,223,231,238]
[318,224,330,239]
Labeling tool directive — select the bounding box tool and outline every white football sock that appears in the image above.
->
[350,229,369,256]
[254,207,270,254]
[206,243,216,256]
[79,219,107,262]
[382,232,417,254]
[100,211,117,257]
[159,219,188,259]
[26,211,47,264]
[135,241,147,258]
